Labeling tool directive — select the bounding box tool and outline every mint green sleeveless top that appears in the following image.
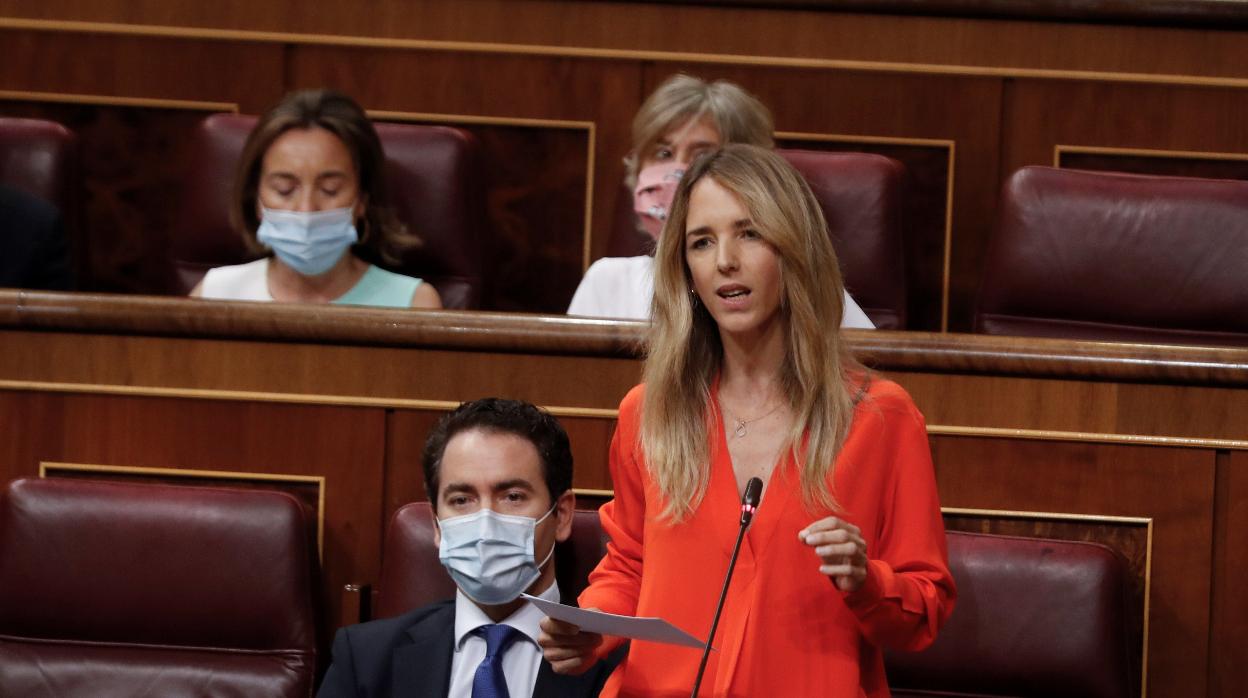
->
[333,265,423,308]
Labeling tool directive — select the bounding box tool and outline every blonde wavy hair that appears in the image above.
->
[642,144,862,521]
[625,74,774,188]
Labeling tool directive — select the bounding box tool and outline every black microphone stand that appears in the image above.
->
[690,477,762,698]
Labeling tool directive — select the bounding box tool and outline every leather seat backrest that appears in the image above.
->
[886,530,1133,698]
[0,117,77,211]
[975,166,1248,346]
[0,477,317,698]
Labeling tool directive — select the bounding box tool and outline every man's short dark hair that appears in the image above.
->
[422,398,573,511]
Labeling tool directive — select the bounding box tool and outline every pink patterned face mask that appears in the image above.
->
[633,161,686,241]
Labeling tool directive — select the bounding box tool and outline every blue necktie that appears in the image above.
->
[471,624,522,698]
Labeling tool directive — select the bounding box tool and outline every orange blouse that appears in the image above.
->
[579,378,955,698]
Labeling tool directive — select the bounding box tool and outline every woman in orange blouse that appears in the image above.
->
[539,144,955,697]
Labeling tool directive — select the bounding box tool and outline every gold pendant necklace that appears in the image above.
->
[722,401,781,439]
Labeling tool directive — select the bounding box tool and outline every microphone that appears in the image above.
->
[691,476,763,698]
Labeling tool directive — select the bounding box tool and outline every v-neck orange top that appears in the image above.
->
[579,378,955,698]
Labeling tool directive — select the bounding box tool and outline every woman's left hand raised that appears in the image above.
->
[799,517,868,592]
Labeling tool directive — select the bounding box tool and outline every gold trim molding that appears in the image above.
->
[927,424,1248,451]
[5,380,1247,448]
[0,379,621,419]
[0,89,237,112]
[5,17,1248,90]
[1054,143,1248,167]
[38,461,327,558]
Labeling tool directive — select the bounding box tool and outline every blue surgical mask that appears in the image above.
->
[256,204,358,276]
[437,505,557,605]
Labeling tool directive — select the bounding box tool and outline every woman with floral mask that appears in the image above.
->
[192,89,441,309]
[566,74,872,329]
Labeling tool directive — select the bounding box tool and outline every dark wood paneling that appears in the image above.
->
[9,1,1248,79]
[1210,450,1248,697]
[0,29,283,112]
[1002,80,1248,178]
[1059,151,1248,181]
[931,436,1216,698]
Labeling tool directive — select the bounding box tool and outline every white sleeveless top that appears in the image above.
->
[567,255,875,328]
[199,258,424,308]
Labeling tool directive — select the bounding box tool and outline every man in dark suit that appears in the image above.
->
[318,398,618,698]
[0,184,74,291]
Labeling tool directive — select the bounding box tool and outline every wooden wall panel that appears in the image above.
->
[1002,80,1248,179]
[1058,149,1248,181]
[897,371,1248,441]
[1210,450,1248,697]
[7,1,1248,80]
[0,29,282,112]
[931,435,1216,698]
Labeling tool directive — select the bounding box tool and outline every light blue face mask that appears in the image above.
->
[256,204,358,276]
[437,505,557,606]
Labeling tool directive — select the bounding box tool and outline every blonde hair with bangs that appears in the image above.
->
[643,144,861,521]
[625,74,774,188]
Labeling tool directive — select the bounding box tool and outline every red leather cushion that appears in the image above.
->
[0,477,316,698]
[0,117,77,211]
[886,531,1133,698]
[374,502,605,619]
[976,166,1248,346]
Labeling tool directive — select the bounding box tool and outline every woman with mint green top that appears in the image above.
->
[192,89,440,309]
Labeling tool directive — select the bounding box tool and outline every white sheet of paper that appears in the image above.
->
[522,593,709,649]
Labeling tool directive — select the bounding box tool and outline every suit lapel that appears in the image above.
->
[534,657,598,698]
[392,606,455,698]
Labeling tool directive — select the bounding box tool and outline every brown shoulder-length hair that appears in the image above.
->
[643,144,863,521]
[232,88,417,265]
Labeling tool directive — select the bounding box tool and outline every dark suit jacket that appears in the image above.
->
[0,185,73,291]
[317,600,620,698]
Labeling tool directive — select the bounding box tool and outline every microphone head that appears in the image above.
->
[744,477,763,508]
[739,477,763,526]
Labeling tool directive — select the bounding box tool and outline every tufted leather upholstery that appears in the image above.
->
[976,166,1248,346]
[886,531,1133,698]
[0,117,77,211]
[603,149,908,328]
[172,113,485,308]
[0,477,317,698]
[373,502,606,620]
